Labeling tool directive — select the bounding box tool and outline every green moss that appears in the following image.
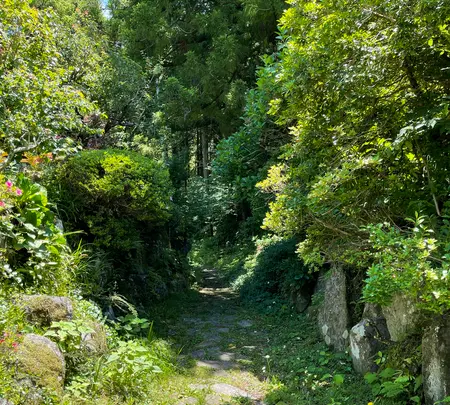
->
[22,295,71,327]
[17,335,65,395]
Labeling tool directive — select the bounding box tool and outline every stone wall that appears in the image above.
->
[422,315,450,405]
[317,266,349,351]
[312,273,450,403]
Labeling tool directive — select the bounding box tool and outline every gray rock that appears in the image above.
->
[14,378,44,405]
[423,315,450,404]
[317,266,349,351]
[210,383,255,399]
[205,394,222,405]
[363,303,383,319]
[382,294,421,341]
[218,352,235,361]
[17,334,65,394]
[238,320,253,328]
[55,218,64,232]
[196,359,236,370]
[350,315,390,374]
[191,349,206,359]
[0,399,13,405]
[21,295,73,327]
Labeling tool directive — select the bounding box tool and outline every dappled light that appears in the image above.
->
[0,0,449,404]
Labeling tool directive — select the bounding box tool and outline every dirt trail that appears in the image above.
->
[169,268,269,405]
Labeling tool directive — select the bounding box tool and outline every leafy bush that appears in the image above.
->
[0,174,73,293]
[62,337,176,403]
[48,149,187,305]
[363,216,450,314]
[0,0,99,169]
[51,149,172,250]
[365,350,423,405]
[233,236,314,305]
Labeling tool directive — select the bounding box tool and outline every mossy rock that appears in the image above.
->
[16,334,65,395]
[21,295,73,327]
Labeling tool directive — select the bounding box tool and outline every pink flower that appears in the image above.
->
[0,201,5,207]
[5,181,12,188]
[15,189,22,196]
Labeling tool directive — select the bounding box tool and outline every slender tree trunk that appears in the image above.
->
[196,129,202,176]
[201,131,209,178]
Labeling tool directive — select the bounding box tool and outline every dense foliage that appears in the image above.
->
[0,0,103,168]
[1,0,450,402]
[226,0,450,314]
[0,2,181,404]
[0,175,73,293]
[49,149,186,305]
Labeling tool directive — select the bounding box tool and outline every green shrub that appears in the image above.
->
[0,174,73,293]
[48,149,187,306]
[51,149,172,251]
[234,236,314,305]
[363,216,450,314]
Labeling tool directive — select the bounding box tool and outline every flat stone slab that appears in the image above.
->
[211,383,255,399]
[196,360,236,370]
[218,352,235,361]
[183,317,203,323]
[238,320,253,328]
[191,350,206,359]
[205,394,222,405]
[198,336,221,347]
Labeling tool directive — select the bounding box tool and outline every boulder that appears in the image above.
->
[17,334,65,394]
[350,304,390,374]
[382,295,421,342]
[21,295,73,327]
[0,399,13,405]
[317,266,349,351]
[422,315,450,405]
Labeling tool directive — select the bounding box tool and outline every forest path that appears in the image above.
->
[155,268,270,405]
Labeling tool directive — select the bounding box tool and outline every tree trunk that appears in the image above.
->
[201,131,209,178]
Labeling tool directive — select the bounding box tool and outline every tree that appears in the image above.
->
[0,0,102,169]
[256,0,450,311]
[106,0,286,179]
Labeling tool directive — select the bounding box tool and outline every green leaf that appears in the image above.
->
[379,368,397,379]
[414,375,423,392]
[333,374,344,385]
[364,372,378,384]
